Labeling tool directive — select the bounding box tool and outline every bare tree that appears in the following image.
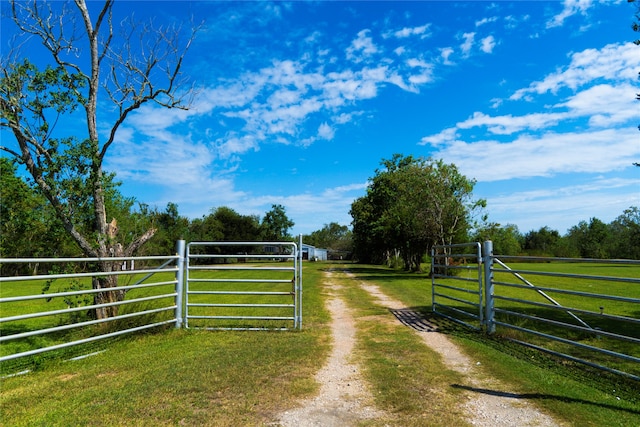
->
[632,0,640,166]
[0,0,199,318]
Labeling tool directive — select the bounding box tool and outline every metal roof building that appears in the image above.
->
[301,243,328,261]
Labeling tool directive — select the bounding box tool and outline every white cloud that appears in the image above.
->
[318,122,335,140]
[242,182,368,234]
[432,127,640,182]
[475,16,498,27]
[481,177,639,233]
[510,43,639,100]
[111,136,209,182]
[546,0,593,29]
[419,41,639,183]
[346,29,379,62]
[215,133,260,158]
[460,32,475,57]
[193,40,442,158]
[559,83,638,127]
[385,24,431,39]
[440,47,455,65]
[480,35,496,54]
[419,127,458,146]
[332,113,352,125]
[455,111,568,135]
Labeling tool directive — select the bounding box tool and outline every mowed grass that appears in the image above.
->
[0,269,179,367]
[342,262,640,427]
[331,268,470,427]
[0,263,331,426]
[1,261,639,426]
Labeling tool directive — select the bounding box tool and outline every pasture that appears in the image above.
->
[1,261,639,426]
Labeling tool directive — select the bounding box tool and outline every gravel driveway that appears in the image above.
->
[274,269,562,426]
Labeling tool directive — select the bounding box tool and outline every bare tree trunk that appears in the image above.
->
[3,0,194,319]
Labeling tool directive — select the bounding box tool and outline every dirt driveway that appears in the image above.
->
[275,269,562,426]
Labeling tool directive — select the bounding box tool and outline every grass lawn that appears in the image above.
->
[1,261,638,426]
[341,262,640,427]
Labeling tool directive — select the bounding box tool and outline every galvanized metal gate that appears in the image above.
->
[432,241,640,381]
[431,242,484,330]
[185,241,302,330]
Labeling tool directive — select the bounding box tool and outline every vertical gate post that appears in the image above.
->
[175,239,186,329]
[430,247,436,314]
[483,240,495,334]
[298,233,303,330]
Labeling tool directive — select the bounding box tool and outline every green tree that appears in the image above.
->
[0,1,198,318]
[260,204,295,241]
[523,226,561,256]
[143,203,191,255]
[304,222,353,257]
[471,222,522,256]
[608,207,640,259]
[0,158,72,268]
[350,194,386,265]
[350,155,484,272]
[566,218,612,259]
[212,207,261,242]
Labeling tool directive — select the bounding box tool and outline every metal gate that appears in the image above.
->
[431,242,483,330]
[185,241,302,330]
[432,241,640,381]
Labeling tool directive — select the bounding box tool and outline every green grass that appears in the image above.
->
[341,262,640,427]
[333,268,470,427]
[0,269,178,368]
[430,261,640,379]
[185,263,299,330]
[1,261,639,426]
[0,263,330,426]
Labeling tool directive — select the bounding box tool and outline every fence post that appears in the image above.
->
[430,246,436,314]
[298,233,303,330]
[483,240,495,334]
[175,239,186,329]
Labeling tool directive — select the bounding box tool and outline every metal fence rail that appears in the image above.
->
[0,251,183,365]
[489,253,640,381]
[432,241,640,381]
[431,242,483,330]
[185,240,302,331]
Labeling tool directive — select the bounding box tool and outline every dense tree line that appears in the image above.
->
[1,157,296,272]
[2,154,639,276]
[472,208,640,260]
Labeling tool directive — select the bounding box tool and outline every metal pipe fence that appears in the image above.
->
[0,247,184,367]
[432,241,640,381]
[1,239,305,371]
[431,242,483,330]
[185,239,302,331]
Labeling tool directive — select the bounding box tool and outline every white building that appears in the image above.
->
[301,243,328,261]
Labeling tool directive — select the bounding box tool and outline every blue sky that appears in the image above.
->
[3,0,640,237]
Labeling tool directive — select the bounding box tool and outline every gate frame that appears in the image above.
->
[431,241,483,330]
[184,237,303,331]
[432,240,640,382]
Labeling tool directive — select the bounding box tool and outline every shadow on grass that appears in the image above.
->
[389,307,468,334]
[385,307,640,405]
[390,308,441,332]
[450,384,640,415]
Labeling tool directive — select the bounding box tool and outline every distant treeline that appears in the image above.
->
[2,157,638,275]
[471,212,639,259]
